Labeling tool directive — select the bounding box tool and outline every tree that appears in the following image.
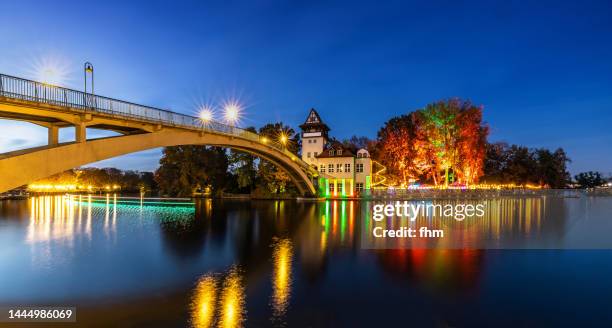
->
[229,127,258,192]
[574,171,605,188]
[483,142,509,184]
[455,106,488,184]
[155,145,229,197]
[414,99,488,186]
[375,114,419,186]
[342,136,375,153]
[535,148,571,188]
[256,122,299,194]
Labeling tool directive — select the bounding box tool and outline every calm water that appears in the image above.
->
[1,195,612,327]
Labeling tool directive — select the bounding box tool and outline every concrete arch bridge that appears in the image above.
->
[0,73,318,196]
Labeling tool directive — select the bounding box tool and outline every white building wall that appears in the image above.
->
[301,132,325,164]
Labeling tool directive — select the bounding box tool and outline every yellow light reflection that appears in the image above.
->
[191,275,218,328]
[271,239,293,320]
[219,267,245,328]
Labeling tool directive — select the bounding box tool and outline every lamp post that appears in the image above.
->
[84,62,94,107]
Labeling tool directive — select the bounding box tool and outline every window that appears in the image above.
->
[356,163,364,173]
[328,164,334,173]
[307,152,311,158]
[313,139,317,143]
[337,149,342,155]
[336,164,342,172]
[345,163,351,172]
[337,182,343,194]
[314,152,318,156]
[356,183,364,192]
[329,183,335,193]
[329,150,334,156]
[320,166,326,173]
[308,139,312,143]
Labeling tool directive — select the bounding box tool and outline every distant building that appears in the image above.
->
[300,108,372,197]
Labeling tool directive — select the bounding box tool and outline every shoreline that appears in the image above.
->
[4,188,610,202]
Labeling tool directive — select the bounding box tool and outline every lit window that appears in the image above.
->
[345,163,351,172]
[356,183,364,192]
[337,164,342,172]
[338,149,342,155]
[356,163,364,173]
[328,164,334,173]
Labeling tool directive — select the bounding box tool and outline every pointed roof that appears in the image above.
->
[315,141,355,158]
[299,108,330,132]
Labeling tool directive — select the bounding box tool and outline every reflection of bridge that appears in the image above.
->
[0,73,318,195]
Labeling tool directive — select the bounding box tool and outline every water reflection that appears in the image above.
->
[362,197,569,248]
[2,194,609,326]
[219,267,245,328]
[270,238,293,325]
[190,266,246,328]
[26,195,120,245]
[191,275,217,328]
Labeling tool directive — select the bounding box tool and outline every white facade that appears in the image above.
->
[299,109,372,197]
[301,132,325,165]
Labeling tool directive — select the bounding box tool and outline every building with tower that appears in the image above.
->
[300,108,372,197]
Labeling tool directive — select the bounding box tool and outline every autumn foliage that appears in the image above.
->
[376,99,489,186]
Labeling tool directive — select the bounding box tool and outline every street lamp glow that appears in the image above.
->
[223,100,241,125]
[28,56,72,86]
[199,107,213,122]
[279,133,288,145]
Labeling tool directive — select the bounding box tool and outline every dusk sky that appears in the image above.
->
[1,0,611,175]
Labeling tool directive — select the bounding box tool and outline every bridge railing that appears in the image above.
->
[0,73,316,175]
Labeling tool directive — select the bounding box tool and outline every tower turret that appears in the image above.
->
[299,108,329,164]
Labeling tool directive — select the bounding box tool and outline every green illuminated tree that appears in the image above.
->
[414,99,488,186]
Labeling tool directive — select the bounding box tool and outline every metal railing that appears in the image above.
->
[0,73,316,175]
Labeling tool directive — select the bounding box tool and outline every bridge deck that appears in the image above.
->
[0,73,317,176]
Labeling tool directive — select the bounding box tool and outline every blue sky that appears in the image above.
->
[1,0,611,175]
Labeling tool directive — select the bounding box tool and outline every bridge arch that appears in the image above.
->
[0,129,317,196]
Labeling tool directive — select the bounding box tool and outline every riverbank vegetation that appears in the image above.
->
[26,98,609,197]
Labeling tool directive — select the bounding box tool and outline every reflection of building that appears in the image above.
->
[300,108,372,197]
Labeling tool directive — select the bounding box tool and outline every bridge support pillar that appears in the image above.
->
[75,123,86,143]
[48,126,59,146]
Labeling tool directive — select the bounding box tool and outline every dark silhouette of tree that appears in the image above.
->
[155,145,229,197]
[482,143,570,188]
[229,126,258,192]
[574,171,605,188]
[342,135,375,153]
[256,122,300,195]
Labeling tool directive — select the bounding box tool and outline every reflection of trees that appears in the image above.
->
[159,202,211,259]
